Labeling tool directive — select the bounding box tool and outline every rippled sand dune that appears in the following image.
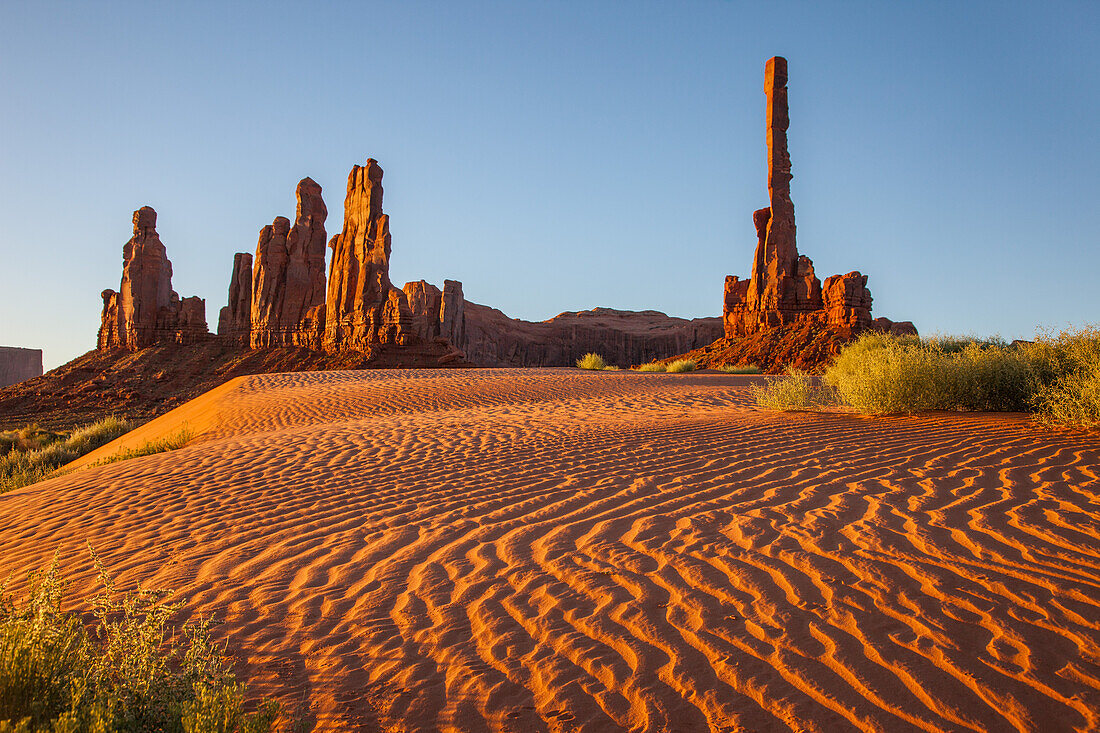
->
[2,369,1098,732]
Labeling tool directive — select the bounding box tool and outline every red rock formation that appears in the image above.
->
[250,178,328,348]
[324,160,415,351]
[403,280,443,341]
[216,252,252,343]
[457,302,721,367]
[440,280,466,348]
[97,207,208,350]
[723,57,889,339]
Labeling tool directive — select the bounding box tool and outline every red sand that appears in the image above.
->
[2,369,1098,731]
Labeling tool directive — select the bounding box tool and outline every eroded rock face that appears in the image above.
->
[97,207,208,350]
[403,280,443,341]
[250,178,329,348]
[216,252,252,343]
[723,57,889,338]
[457,301,721,367]
[324,160,414,351]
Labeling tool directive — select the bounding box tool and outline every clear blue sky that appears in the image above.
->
[2,1,1098,369]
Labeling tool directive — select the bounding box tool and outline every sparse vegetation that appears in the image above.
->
[91,428,194,468]
[633,362,666,372]
[824,333,1037,414]
[575,353,608,371]
[751,369,826,411]
[664,360,697,373]
[0,550,282,732]
[718,364,762,374]
[746,327,1100,427]
[0,417,133,494]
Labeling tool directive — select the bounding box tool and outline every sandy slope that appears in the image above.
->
[1,369,1098,732]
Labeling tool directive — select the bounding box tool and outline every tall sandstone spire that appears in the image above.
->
[249,177,329,348]
[324,159,414,351]
[216,252,252,343]
[724,56,873,337]
[97,206,207,350]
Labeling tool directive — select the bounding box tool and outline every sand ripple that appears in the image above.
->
[1,369,1097,732]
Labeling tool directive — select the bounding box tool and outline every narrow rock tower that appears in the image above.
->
[324,159,414,351]
[724,57,873,337]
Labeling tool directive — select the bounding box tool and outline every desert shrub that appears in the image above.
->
[826,333,1039,414]
[665,360,697,373]
[575,353,607,370]
[1026,327,1100,427]
[0,426,64,457]
[924,334,1007,354]
[751,369,826,411]
[633,362,666,372]
[824,335,946,414]
[0,551,281,732]
[0,417,134,494]
[718,364,762,374]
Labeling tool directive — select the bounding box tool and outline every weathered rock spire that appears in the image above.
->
[324,159,414,350]
[97,206,208,350]
[724,56,878,337]
[249,178,329,348]
[216,252,252,342]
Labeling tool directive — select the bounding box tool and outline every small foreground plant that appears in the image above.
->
[718,364,762,374]
[633,362,666,373]
[751,369,828,411]
[665,360,697,374]
[0,548,283,732]
[575,353,607,371]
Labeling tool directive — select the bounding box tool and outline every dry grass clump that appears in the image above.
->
[0,551,283,732]
[664,360,697,373]
[751,369,828,411]
[91,428,194,468]
[718,364,762,374]
[575,353,607,370]
[0,417,133,494]
[633,362,666,372]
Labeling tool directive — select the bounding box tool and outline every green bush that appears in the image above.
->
[665,360,697,373]
[751,369,825,411]
[823,333,1037,414]
[718,364,762,374]
[575,353,607,370]
[1,417,133,494]
[633,362,666,373]
[0,551,281,732]
[1026,327,1100,427]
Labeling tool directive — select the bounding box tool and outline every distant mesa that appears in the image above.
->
[0,347,42,389]
[722,56,914,341]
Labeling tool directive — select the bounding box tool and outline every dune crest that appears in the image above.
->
[1,369,1098,731]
